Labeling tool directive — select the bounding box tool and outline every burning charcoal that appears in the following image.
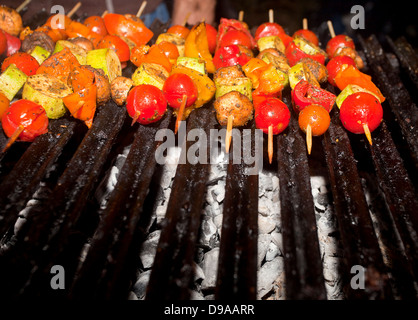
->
[200,248,219,291]
[271,232,283,256]
[257,256,284,299]
[139,230,161,269]
[258,215,276,234]
[132,270,151,300]
[258,234,272,268]
[266,241,279,262]
[193,262,205,283]
[198,217,218,248]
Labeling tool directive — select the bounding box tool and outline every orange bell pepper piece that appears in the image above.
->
[185,22,215,74]
[130,44,172,72]
[254,64,286,97]
[242,58,269,89]
[66,21,90,39]
[63,83,97,129]
[335,65,385,102]
[36,47,80,83]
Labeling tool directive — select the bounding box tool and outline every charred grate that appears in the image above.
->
[0,25,417,301]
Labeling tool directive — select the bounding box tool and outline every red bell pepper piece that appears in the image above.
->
[216,18,256,51]
[291,80,336,113]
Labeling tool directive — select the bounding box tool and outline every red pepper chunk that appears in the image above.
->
[213,45,252,70]
[216,18,256,51]
[291,80,336,113]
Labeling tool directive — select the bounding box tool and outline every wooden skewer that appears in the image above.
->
[363,123,372,146]
[268,125,274,164]
[182,12,191,26]
[136,1,147,18]
[131,111,141,126]
[175,95,187,134]
[327,20,336,38]
[268,9,274,23]
[303,18,308,30]
[306,124,312,155]
[67,2,82,18]
[101,10,108,18]
[2,125,25,154]
[225,115,234,154]
[16,0,32,13]
[238,10,244,22]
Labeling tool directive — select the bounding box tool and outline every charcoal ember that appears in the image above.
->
[200,247,219,291]
[257,256,284,299]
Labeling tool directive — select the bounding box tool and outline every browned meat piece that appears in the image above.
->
[213,65,245,82]
[257,49,290,73]
[214,91,253,127]
[69,37,94,52]
[335,46,364,69]
[0,6,23,37]
[110,76,133,106]
[300,57,328,83]
[21,31,55,54]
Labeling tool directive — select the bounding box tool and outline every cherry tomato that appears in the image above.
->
[326,55,356,87]
[205,24,217,54]
[254,97,290,134]
[298,104,330,136]
[126,84,167,125]
[218,29,254,50]
[84,16,108,37]
[0,30,7,56]
[1,52,40,76]
[66,21,91,39]
[254,22,286,41]
[167,25,190,39]
[293,29,319,46]
[213,44,252,69]
[326,34,355,58]
[97,35,130,62]
[1,99,49,142]
[162,73,198,109]
[157,41,179,63]
[339,92,383,134]
[0,92,10,120]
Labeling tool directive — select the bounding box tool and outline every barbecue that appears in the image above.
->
[0,0,417,302]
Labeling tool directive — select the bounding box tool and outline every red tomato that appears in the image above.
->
[157,41,179,63]
[254,97,290,135]
[84,16,108,37]
[285,39,326,66]
[254,22,286,41]
[205,23,217,54]
[1,52,40,76]
[326,34,355,57]
[213,45,252,69]
[97,35,130,62]
[167,25,190,39]
[1,99,49,142]
[0,30,7,56]
[298,104,330,136]
[340,92,383,134]
[326,55,356,86]
[126,85,167,125]
[104,13,153,47]
[162,73,198,109]
[218,29,254,50]
[293,29,319,46]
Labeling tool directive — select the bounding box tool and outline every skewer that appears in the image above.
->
[2,125,25,154]
[67,2,82,19]
[131,111,141,126]
[238,10,244,22]
[268,125,274,164]
[175,95,187,134]
[268,9,274,23]
[101,10,108,18]
[16,0,32,13]
[136,1,147,18]
[225,115,234,154]
[306,124,312,155]
[303,18,308,30]
[327,20,336,38]
[363,123,372,145]
[182,12,191,26]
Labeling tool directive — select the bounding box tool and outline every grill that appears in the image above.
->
[0,9,417,301]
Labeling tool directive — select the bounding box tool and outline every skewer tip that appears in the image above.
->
[225,115,234,154]
[363,123,373,146]
[268,125,274,164]
[175,94,188,134]
[306,124,312,155]
[131,111,141,126]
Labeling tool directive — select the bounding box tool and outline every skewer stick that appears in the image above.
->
[182,12,191,26]
[303,18,308,30]
[268,9,274,23]
[327,20,336,38]
[67,2,82,18]
[101,10,108,18]
[2,125,25,154]
[225,115,234,154]
[238,10,244,22]
[268,125,274,164]
[136,1,147,18]
[363,123,372,146]
[306,124,312,155]
[175,95,187,134]
[16,0,32,13]
[131,111,141,126]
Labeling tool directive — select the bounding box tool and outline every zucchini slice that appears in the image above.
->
[54,40,88,65]
[86,48,122,82]
[0,64,28,101]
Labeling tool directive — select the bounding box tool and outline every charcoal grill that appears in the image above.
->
[0,8,417,301]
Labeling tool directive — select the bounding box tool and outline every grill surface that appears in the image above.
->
[0,11,417,301]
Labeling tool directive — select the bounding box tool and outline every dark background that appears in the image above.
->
[3,0,417,49]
